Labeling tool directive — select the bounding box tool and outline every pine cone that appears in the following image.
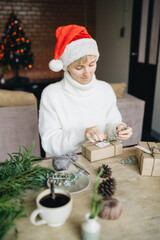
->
[97,164,112,178]
[98,177,116,197]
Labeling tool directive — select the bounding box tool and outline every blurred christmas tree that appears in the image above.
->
[0,12,33,83]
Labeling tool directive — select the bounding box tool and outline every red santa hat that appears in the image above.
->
[49,24,99,72]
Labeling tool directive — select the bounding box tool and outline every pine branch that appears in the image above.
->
[0,166,54,200]
[0,200,26,240]
[0,141,41,180]
[0,142,55,240]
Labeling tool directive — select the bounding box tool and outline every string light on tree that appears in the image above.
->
[0,12,33,81]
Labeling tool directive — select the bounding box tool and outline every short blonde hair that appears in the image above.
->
[74,55,96,67]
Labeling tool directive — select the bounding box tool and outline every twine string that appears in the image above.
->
[109,141,116,156]
[146,142,160,175]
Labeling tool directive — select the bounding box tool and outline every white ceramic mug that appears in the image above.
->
[30,188,72,227]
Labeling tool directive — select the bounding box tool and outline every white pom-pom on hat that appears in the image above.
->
[49,59,63,72]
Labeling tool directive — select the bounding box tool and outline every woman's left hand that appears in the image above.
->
[116,124,132,141]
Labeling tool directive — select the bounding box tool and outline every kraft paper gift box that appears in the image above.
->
[136,141,160,176]
[81,141,123,162]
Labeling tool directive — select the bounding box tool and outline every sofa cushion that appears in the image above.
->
[110,82,127,98]
[0,105,40,161]
[0,89,37,107]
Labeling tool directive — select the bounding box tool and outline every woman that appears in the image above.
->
[39,24,132,157]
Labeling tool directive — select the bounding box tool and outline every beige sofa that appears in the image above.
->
[0,90,40,162]
[109,83,145,146]
[117,93,145,146]
[0,87,145,162]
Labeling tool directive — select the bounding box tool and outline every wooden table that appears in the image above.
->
[4,146,160,240]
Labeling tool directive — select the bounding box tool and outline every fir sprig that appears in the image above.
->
[0,141,55,240]
[0,166,54,201]
[0,199,26,240]
[0,141,40,180]
[89,168,104,219]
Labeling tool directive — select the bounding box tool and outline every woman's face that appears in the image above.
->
[67,56,97,85]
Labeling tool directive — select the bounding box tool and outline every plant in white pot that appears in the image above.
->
[81,168,104,240]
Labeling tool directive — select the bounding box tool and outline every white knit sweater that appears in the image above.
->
[39,71,122,157]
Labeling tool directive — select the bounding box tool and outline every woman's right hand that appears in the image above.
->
[85,126,107,143]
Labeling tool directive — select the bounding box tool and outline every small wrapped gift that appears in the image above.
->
[136,141,160,176]
[82,141,123,162]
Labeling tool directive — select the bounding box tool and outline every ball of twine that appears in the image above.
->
[98,197,122,220]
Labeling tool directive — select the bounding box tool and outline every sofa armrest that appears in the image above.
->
[0,105,40,161]
[117,93,145,146]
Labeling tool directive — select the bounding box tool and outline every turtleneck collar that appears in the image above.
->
[62,71,97,96]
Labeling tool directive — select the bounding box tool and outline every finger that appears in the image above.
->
[85,133,95,143]
[117,132,132,140]
[98,135,104,141]
[93,134,99,142]
[98,133,106,141]
[116,124,126,132]
[118,131,132,137]
[90,137,95,143]
[85,126,106,142]
[89,137,95,143]
[93,128,106,141]
[118,127,132,135]
[94,132,107,142]
[118,130,129,135]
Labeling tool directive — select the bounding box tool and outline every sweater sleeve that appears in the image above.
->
[38,90,86,157]
[105,86,124,140]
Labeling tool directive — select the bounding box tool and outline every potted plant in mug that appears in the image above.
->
[81,168,104,240]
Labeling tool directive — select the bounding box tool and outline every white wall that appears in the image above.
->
[151,47,160,136]
[95,0,133,86]
[95,0,160,137]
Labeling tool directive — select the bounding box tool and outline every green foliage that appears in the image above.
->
[0,141,55,240]
[150,146,160,159]
[0,200,26,240]
[89,168,104,219]
[0,141,39,180]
